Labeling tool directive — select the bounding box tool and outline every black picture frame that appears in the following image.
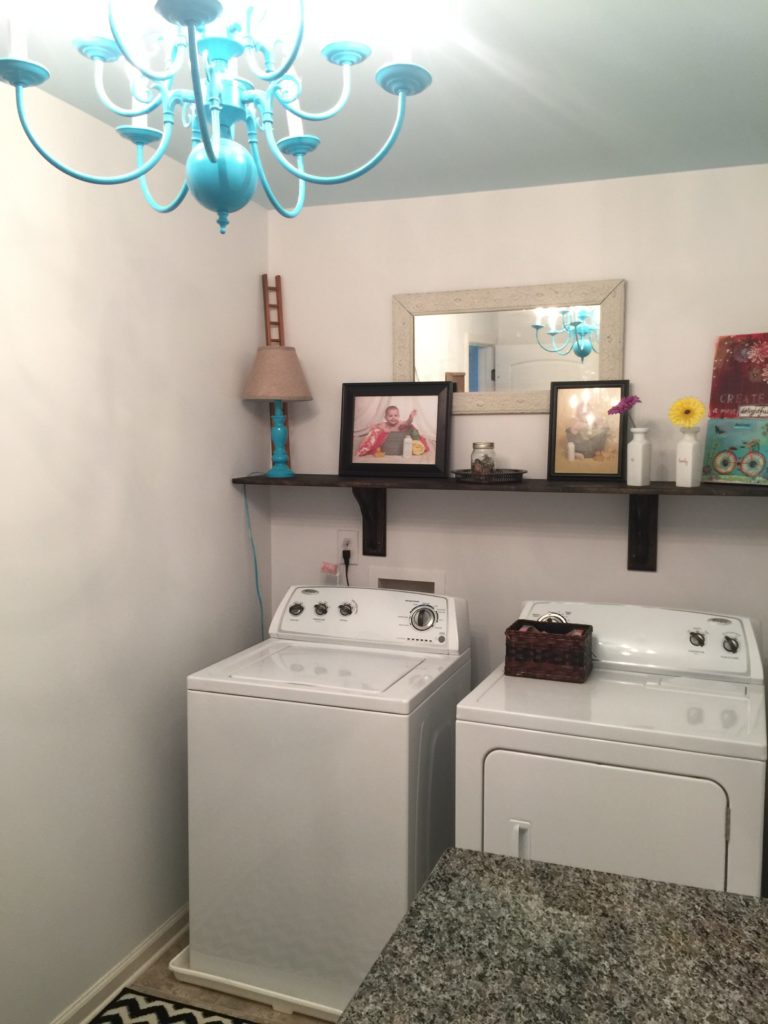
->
[547,379,630,481]
[339,382,453,478]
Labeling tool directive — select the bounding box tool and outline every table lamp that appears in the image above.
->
[242,345,312,477]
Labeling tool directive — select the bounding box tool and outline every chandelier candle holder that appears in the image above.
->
[0,0,432,232]
[531,306,600,362]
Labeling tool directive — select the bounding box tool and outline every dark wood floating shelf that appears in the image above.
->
[232,473,768,573]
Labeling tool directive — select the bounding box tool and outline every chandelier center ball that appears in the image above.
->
[572,337,594,362]
[186,139,258,214]
[155,0,222,27]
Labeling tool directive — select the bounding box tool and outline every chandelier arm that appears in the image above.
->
[94,61,163,119]
[262,91,407,185]
[187,25,219,164]
[108,0,187,83]
[15,87,174,185]
[273,65,352,123]
[243,0,305,83]
[137,152,189,213]
[535,334,575,355]
[245,116,306,218]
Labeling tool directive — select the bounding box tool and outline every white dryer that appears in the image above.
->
[456,601,766,896]
[171,585,471,1021]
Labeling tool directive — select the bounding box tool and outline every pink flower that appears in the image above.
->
[607,394,642,416]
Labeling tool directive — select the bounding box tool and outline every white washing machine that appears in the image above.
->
[456,600,766,896]
[171,585,471,1021]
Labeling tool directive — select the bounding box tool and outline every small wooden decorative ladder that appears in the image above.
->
[261,273,285,347]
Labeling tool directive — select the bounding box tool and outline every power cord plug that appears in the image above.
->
[342,543,351,586]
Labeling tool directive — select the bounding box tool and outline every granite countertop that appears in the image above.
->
[339,849,768,1024]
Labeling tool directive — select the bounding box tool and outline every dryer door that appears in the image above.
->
[483,751,728,890]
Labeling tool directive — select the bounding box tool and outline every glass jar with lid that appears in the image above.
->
[471,442,495,476]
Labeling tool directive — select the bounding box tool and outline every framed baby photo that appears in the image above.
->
[339,381,453,478]
[547,380,629,481]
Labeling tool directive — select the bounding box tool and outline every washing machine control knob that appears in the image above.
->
[314,602,329,616]
[723,634,740,654]
[689,629,706,647]
[538,612,567,623]
[289,602,304,616]
[410,604,437,631]
[338,602,354,616]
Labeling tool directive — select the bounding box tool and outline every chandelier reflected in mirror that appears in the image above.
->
[0,0,432,232]
[531,305,600,362]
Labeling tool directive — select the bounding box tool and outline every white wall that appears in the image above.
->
[267,166,768,681]
[0,92,270,1023]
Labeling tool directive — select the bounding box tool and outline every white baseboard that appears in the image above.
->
[48,905,188,1024]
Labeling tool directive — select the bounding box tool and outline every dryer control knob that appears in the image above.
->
[723,634,740,654]
[314,602,328,616]
[689,629,706,647]
[289,602,304,616]
[721,708,738,729]
[410,604,437,631]
[338,602,354,616]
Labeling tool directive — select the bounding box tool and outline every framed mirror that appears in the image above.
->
[393,279,625,414]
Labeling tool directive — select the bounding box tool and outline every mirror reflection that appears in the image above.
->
[393,280,625,414]
[415,305,601,394]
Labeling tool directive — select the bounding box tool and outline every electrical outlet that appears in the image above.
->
[337,528,360,566]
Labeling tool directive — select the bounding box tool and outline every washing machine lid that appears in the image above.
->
[188,638,467,713]
[456,664,767,759]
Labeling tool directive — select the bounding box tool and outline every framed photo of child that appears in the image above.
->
[339,381,453,478]
[547,380,629,481]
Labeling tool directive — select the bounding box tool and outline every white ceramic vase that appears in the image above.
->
[675,426,703,487]
[626,427,651,486]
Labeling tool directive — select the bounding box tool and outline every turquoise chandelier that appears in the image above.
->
[531,306,600,362]
[0,1,432,232]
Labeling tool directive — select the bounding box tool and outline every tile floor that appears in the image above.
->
[129,933,326,1024]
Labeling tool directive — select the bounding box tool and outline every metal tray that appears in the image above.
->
[453,469,528,484]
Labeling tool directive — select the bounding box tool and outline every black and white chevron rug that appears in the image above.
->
[89,988,253,1024]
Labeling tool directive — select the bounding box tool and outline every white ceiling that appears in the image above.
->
[9,0,768,208]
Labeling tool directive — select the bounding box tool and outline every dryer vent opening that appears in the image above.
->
[368,566,446,595]
[377,577,435,594]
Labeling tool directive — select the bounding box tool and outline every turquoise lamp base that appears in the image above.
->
[266,463,296,478]
[266,399,295,478]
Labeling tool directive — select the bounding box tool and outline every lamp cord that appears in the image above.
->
[242,488,266,640]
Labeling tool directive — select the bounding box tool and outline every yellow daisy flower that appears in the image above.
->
[668,396,706,428]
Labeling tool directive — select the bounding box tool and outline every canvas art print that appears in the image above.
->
[709,333,768,418]
[702,418,768,486]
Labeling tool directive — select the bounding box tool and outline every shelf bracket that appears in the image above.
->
[352,487,387,556]
[627,493,658,572]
